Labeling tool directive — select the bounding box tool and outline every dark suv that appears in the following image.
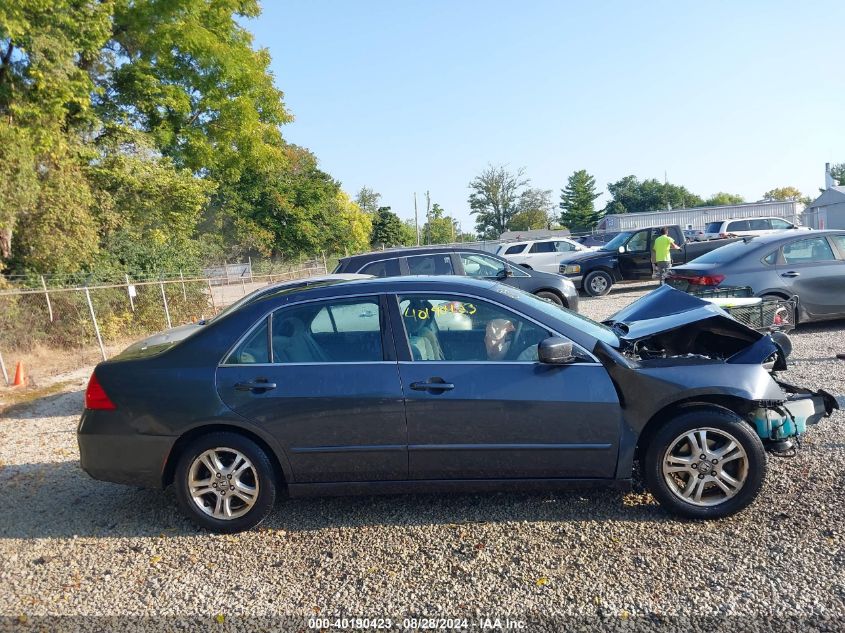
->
[334,247,579,310]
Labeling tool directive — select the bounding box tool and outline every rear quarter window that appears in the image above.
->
[504,244,527,255]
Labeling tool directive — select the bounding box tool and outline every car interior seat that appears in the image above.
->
[403,300,445,361]
[272,316,328,362]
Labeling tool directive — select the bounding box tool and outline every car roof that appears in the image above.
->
[733,229,842,245]
[338,246,495,265]
[238,274,501,309]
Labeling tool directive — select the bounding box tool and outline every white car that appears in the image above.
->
[701,217,808,240]
[496,238,594,273]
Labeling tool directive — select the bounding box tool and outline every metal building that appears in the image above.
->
[597,200,804,232]
[804,164,845,229]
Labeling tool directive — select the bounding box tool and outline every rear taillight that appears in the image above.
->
[85,372,116,410]
[687,275,725,286]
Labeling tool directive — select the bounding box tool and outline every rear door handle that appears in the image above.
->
[410,379,455,392]
[234,379,277,392]
[781,271,800,278]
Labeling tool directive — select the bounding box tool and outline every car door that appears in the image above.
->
[391,291,621,480]
[777,235,845,319]
[457,252,534,291]
[617,229,653,279]
[526,241,558,272]
[216,294,408,483]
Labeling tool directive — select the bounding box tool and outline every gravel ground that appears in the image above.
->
[2,281,844,631]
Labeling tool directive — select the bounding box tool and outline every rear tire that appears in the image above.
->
[535,290,563,307]
[174,432,277,533]
[583,270,613,297]
[643,407,766,519]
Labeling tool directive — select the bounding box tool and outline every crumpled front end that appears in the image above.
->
[601,285,839,451]
[750,381,839,446]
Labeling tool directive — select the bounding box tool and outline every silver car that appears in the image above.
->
[667,230,845,323]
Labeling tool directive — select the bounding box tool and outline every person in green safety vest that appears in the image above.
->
[652,227,680,285]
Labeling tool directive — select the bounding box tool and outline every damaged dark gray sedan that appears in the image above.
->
[78,277,837,532]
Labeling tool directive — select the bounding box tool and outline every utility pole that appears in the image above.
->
[414,192,420,246]
[425,191,431,245]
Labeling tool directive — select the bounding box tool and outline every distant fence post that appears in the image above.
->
[0,350,8,386]
[207,278,216,312]
[159,279,172,329]
[224,262,230,286]
[125,274,135,312]
[84,286,107,361]
[179,270,187,301]
[240,274,246,295]
[321,252,327,273]
[40,275,54,322]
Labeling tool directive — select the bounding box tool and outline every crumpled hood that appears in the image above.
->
[602,285,784,367]
[604,285,755,342]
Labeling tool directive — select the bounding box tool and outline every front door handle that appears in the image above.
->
[410,379,455,392]
[234,379,277,392]
[781,271,800,278]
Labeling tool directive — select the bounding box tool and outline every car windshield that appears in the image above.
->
[492,283,618,346]
[600,231,634,251]
[688,238,759,264]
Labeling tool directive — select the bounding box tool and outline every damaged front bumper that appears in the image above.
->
[751,382,839,442]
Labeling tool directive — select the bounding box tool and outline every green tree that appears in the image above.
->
[399,219,418,246]
[763,186,810,205]
[370,207,404,247]
[604,176,703,215]
[11,149,99,274]
[509,209,549,231]
[354,187,382,215]
[559,170,602,231]
[0,123,38,260]
[468,165,529,239]
[422,203,458,244]
[701,192,745,206]
[830,163,845,187]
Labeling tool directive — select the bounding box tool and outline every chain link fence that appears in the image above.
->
[0,262,327,385]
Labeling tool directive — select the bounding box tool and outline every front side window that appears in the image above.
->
[529,241,555,253]
[504,244,527,255]
[398,294,553,362]
[626,231,649,252]
[359,259,400,277]
[554,241,576,252]
[226,297,384,365]
[460,253,506,277]
[406,254,454,275]
[770,219,792,230]
[782,237,836,264]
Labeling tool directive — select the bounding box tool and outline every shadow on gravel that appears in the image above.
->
[0,457,665,539]
[1,389,84,420]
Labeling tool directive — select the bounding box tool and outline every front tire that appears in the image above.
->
[583,270,613,297]
[535,290,563,307]
[643,407,766,519]
[174,432,277,533]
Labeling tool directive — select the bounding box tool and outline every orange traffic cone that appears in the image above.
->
[12,361,26,387]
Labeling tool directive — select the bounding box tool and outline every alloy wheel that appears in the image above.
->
[661,427,749,507]
[590,276,608,294]
[188,447,260,520]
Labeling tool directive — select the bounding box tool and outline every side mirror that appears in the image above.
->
[618,245,626,254]
[538,337,576,365]
[497,265,513,279]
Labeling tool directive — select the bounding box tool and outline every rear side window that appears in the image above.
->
[727,220,750,232]
[832,234,845,253]
[406,254,454,275]
[762,251,778,265]
[705,222,722,233]
[782,237,836,264]
[273,298,383,362]
[225,318,270,364]
[529,241,555,253]
[504,244,527,255]
[359,259,400,277]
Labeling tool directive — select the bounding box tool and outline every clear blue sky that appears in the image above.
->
[247,0,845,230]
